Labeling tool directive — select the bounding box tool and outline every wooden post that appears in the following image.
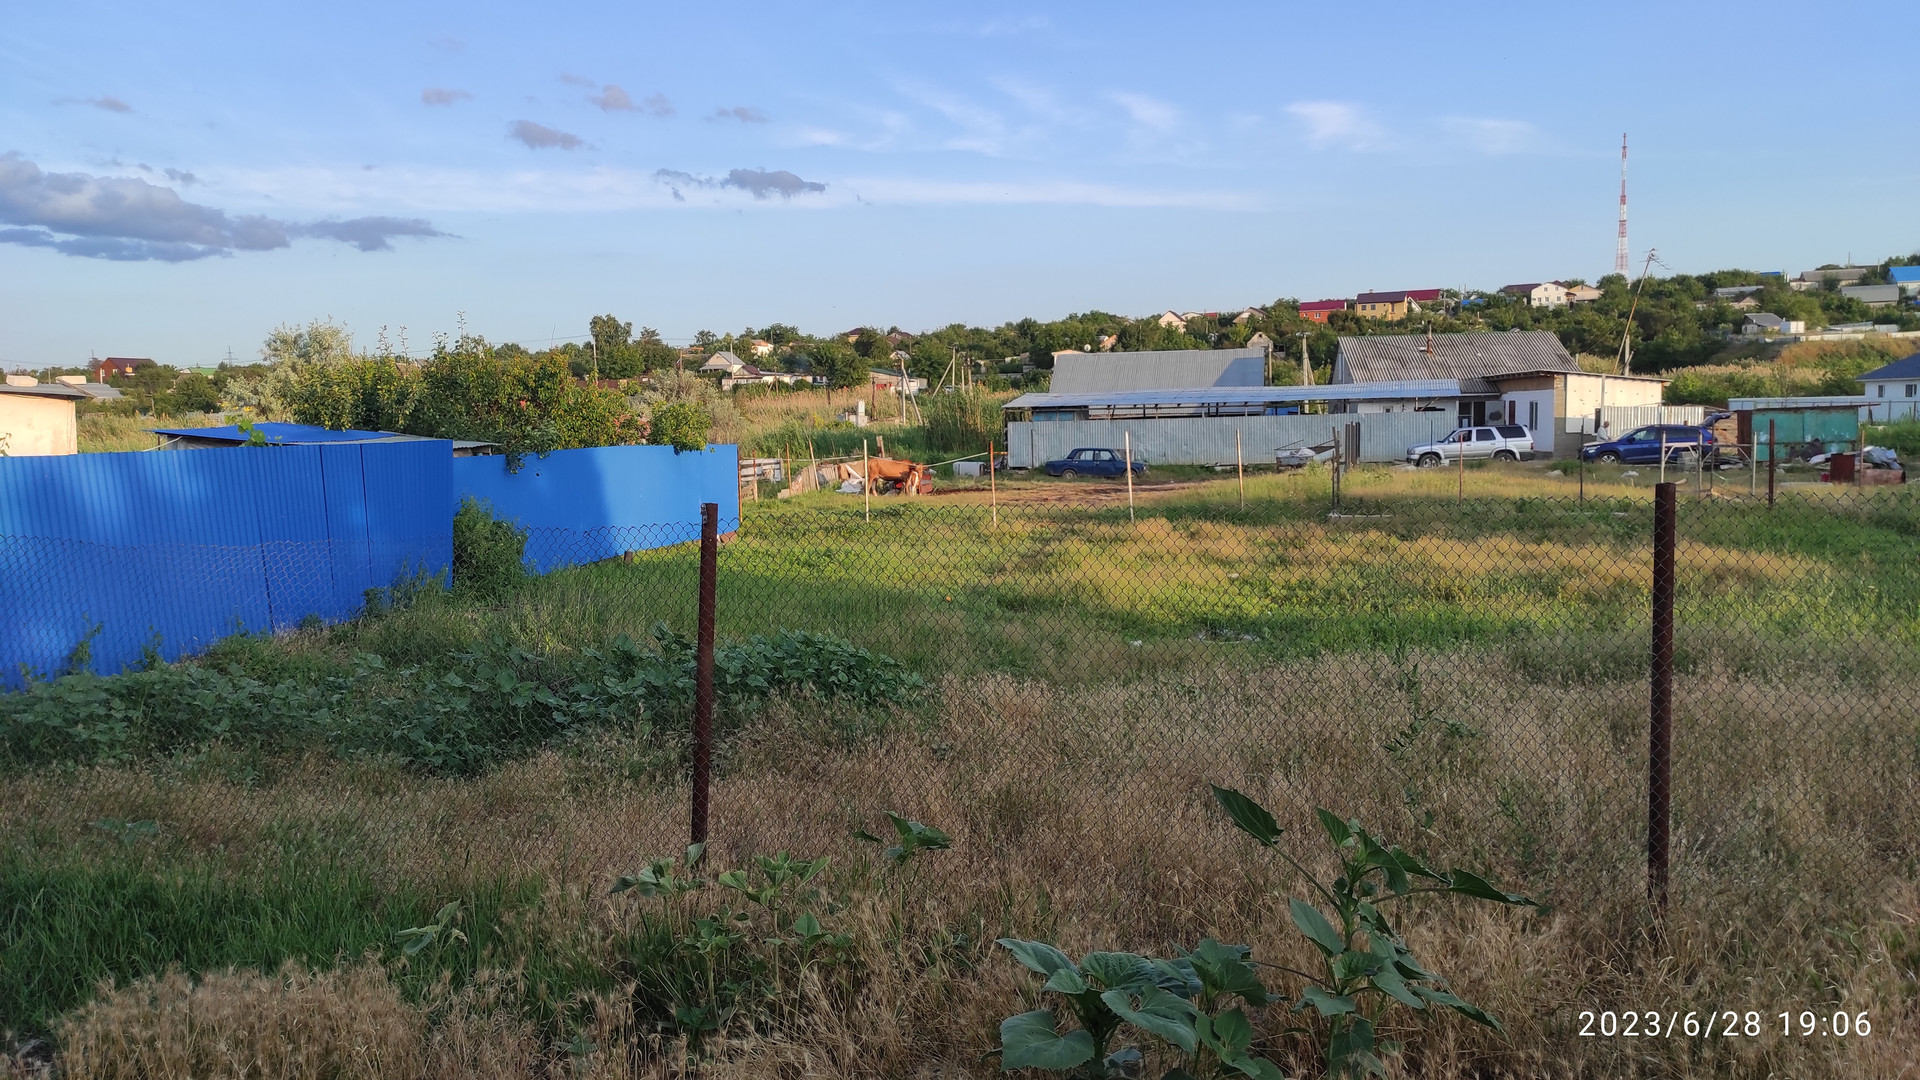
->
[988,439,999,528]
[1124,431,1135,524]
[691,502,718,846]
[862,438,871,522]
[1236,429,1245,510]
[1648,482,1676,911]
[808,440,818,497]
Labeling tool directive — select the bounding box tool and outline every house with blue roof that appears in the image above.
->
[1889,266,1920,297]
[1858,351,1920,420]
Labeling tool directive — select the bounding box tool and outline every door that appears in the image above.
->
[1093,449,1120,476]
[1467,428,1498,459]
[1619,427,1658,463]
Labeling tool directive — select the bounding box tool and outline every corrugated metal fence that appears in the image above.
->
[453,445,740,573]
[0,441,452,686]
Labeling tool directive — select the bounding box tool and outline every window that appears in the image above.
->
[1907,384,1916,398]
[1497,425,1526,438]
[1878,384,1887,398]
[1528,401,1539,430]
[1475,429,1496,442]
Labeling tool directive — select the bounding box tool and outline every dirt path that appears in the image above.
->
[925,478,1213,506]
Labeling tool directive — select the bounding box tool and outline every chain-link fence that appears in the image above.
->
[4,479,1915,1074]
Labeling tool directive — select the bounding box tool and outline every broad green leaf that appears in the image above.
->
[1207,1007,1253,1055]
[1315,808,1353,847]
[1185,939,1269,1005]
[684,842,706,867]
[1331,949,1378,982]
[1211,786,1282,847]
[1100,986,1201,1054]
[1328,1016,1385,1079]
[998,938,1078,978]
[1000,1011,1095,1071]
[1146,957,1203,999]
[1289,899,1344,956]
[1370,969,1424,1010]
[1226,1055,1288,1080]
[1412,986,1502,1031]
[1295,986,1356,1017]
[1043,968,1089,995]
[716,870,748,892]
[1082,951,1153,991]
[1374,854,1410,896]
[1387,846,1443,882]
[1104,1047,1143,1073]
[1445,868,1539,907]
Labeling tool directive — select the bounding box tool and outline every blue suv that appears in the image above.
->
[1580,424,1714,465]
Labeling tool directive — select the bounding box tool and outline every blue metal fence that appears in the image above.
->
[453,444,740,572]
[0,441,452,686]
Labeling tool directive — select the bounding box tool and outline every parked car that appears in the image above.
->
[1579,424,1714,465]
[1407,425,1536,467]
[1045,447,1147,478]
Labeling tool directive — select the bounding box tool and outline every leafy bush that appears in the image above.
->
[0,626,920,776]
[451,498,527,601]
[648,400,712,452]
[613,847,856,1050]
[996,938,1284,1079]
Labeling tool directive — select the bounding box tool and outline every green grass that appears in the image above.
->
[0,839,611,1037]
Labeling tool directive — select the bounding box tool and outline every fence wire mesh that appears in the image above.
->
[3,480,1916,1075]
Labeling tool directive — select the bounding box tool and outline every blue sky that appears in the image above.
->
[3,1,1916,367]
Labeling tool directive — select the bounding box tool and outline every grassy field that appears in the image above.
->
[3,472,1916,1078]
[74,412,223,454]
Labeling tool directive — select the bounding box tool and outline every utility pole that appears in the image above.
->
[1297,331,1313,388]
[1617,248,1659,375]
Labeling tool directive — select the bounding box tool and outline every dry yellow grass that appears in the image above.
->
[7,648,1913,1078]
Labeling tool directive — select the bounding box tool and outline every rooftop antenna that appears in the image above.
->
[1615,134,1630,277]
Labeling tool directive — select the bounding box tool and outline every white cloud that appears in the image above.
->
[1109,92,1180,133]
[1442,116,1540,155]
[213,163,1259,214]
[1286,101,1388,151]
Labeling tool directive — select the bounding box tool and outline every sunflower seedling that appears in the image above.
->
[1211,786,1541,1079]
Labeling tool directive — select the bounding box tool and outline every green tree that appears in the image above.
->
[807,341,866,404]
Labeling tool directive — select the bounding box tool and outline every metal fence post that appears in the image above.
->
[692,502,718,847]
[1648,482,1676,910]
[1766,420,1776,509]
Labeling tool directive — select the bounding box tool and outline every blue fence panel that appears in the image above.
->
[452,444,739,573]
[363,440,454,592]
[0,441,453,687]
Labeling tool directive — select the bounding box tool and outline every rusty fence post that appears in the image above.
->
[692,502,718,847]
[1766,420,1776,509]
[1648,482,1676,910]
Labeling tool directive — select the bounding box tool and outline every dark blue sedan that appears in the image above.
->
[1580,424,1715,465]
[1045,447,1148,477]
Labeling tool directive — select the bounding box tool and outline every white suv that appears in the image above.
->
[1408,425,1537,467]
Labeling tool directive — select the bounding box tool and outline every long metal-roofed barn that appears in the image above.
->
[1329,330,1670,458]
[1047,347,1266,394]
[1003,345,1473,467]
